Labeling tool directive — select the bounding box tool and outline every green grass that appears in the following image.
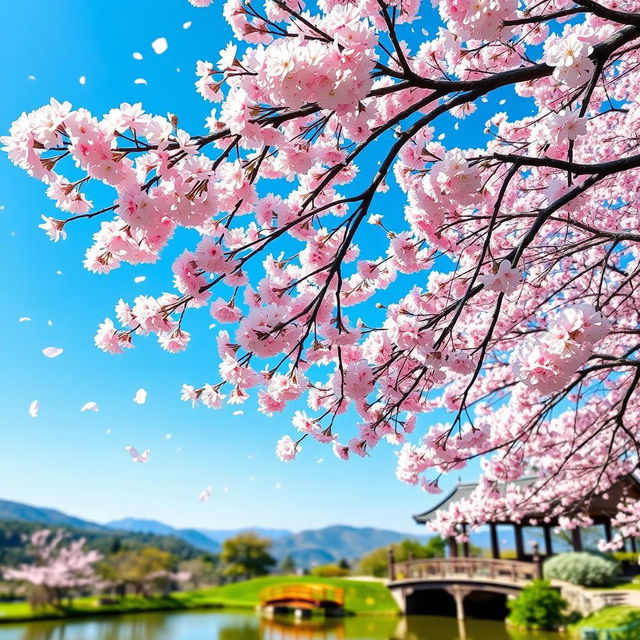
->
[0,576,399,623]
[585,579,640,591]
[185,576,399,614]
[569,606,640,635]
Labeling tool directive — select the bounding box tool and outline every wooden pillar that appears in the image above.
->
[543,525,553,557]
[462,524,470,558]
[531,542,543,579]
[448,536,458,558]
[450,587,466,622]
[490,523,500,559]
[571,529,583,552]
[514,524,525,561]
[388,546,396,581]
[604,520,613,543]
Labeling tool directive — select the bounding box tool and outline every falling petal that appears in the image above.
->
[132,52,143,60]
[134,78,147,85]
[183,21,192,29]
[232,410,244,416]
[198,486,212,502]
[80,401,99,413]
[27,75,36,80]
[56,270,63,275]
[165,433,173,440]
[28,400,39,418]
[223,487,230,494]
[79,75,87,85]
[134,275,146,283]
[317,457,325,464]
[275,482,282,490]
[105,429,112,434]
[47,320,53,326]
[42,347,63,358]
[125,445,150,463]
[151,37,168,55]
[133,388,147,404]
[18,317,31,323]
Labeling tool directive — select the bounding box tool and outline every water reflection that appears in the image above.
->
[0,610,561,640]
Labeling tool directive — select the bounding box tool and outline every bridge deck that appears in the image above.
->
[390,557,540,587]
[260,583,345,611]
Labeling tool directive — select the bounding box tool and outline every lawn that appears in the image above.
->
[184,576,399,614]
[585,580,640,591]
[0,576,400,623]
[569,606,640,636]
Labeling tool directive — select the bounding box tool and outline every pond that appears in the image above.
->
[0,610,561,640]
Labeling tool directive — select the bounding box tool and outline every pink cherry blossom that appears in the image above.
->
[42,347,63,358]
[5,0,640,541]
[125,445,150,463]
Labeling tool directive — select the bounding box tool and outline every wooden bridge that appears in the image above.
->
[260,583,345,615]
[387,557,541,620]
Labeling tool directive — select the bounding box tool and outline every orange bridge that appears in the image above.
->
[260,583,345,613]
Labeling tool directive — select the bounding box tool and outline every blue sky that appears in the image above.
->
[0,0,524,533]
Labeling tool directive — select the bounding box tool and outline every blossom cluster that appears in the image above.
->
[3,530,102,591]
[4,0,640,539]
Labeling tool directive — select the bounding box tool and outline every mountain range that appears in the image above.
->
[0,498,428,568]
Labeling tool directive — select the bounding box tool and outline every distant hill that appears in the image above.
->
[0,498,436,568]
[105,518,221,554]
[105,520,426,567]
[0,499,208,564]
[271,525,428,568]
[106,518,178,537]
[0,499,106,531]
[105,520,293,553]
[198,527,292,543]
[0,519,204,567]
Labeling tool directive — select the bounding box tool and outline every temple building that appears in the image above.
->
[412,475,640,561]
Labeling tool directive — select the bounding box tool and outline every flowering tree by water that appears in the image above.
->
[3,530,102,608]
[4,0,640,542]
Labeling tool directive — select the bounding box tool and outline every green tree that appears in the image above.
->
[178,556,220,588]
[98,547,174,596]
[220,533,275,580]
[507,580,567,630]
[311,563,350,577]
[357,537,446,577]
[279,554,296,574]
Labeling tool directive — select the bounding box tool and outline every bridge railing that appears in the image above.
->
[260,583,345,608]
[390,557,540,584]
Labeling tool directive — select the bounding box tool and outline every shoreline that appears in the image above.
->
[0,576,401,625]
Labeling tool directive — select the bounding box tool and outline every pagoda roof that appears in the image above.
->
[413,474,640,526]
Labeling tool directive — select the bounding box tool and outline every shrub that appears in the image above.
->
[507,580,567,630]
[543,552,620,587]
[310,564,350,577]
[612,552,639,574]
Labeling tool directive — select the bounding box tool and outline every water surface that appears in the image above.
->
[0,610,561,640]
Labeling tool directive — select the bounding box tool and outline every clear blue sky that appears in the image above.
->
[0,0,524,533]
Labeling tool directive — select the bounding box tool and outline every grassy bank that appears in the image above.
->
[569,606,640,636]
[0,576,400,623]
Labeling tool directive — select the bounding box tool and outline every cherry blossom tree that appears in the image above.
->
[4,0,640,543]
[3,530,102,609]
